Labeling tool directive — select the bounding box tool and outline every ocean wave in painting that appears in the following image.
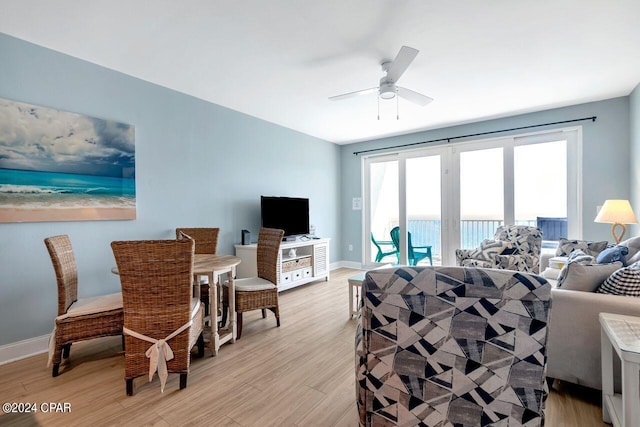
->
[0,169,135,210]
[0,184,69,194]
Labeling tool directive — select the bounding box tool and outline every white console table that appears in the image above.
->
[235,237,330,292]
[600,312,640,427]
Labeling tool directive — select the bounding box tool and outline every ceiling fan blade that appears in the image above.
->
[397,86,434,107]
[386,46,419,83]
[328,87,378,101]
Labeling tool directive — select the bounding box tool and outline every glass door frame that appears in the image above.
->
[362,153,399,268]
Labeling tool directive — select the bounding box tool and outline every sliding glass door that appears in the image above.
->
[363,128,581,267]
[366,156,399,264]
[364,149,446,266]
[406,153,442,265]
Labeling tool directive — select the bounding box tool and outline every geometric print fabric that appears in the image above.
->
[467,239,513,262]
[356,266,551,426]
[456,225,543,274]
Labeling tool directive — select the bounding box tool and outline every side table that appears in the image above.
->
[600,312,640,427]
[348,272,366,318]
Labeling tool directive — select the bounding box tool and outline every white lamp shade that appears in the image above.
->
[594,200,638,224]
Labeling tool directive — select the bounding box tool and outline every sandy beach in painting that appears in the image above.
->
[0,168,136,223]
[0,207,136,222]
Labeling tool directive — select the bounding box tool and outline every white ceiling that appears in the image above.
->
[1,0,639,144]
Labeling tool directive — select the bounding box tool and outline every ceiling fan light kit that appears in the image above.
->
[379,82,397,99]
[329,45,433,119]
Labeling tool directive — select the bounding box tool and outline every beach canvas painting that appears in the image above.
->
[0,98,135,223]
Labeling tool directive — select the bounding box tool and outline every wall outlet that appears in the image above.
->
[348,244,353,251]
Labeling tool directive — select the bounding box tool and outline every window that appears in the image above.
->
[363,128,581,266]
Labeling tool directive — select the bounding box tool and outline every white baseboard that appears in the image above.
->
[0,334,49,365]
[330,260,362,270]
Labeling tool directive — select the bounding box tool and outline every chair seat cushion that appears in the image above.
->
[234,277,277,292]
[467,239,512,262]
[57,292,122,321]
[460,258,494,269]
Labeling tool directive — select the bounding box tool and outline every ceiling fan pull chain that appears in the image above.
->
[377,95,380,120]
[396,89,399,120]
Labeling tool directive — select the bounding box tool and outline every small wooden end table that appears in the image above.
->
[348,272,366,318]
[600,312,640,427]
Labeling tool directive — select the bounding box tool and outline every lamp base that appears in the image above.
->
[611,222,626,244]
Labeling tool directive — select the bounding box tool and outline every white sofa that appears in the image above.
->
[542,238,640,390]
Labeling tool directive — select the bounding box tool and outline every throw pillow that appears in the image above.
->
[596,245,629,266]
[621,236,640,264]
[556,250,595,285]
[558,261,622,292]
[629,252,640,265]
[566,249,595,265]
[555,238,608,257]
[468,239,512,262]
[596,261,640,296]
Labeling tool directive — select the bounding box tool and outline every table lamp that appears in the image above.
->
[594,199,638,244]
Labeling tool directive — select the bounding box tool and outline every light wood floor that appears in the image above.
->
[0,268,607,426]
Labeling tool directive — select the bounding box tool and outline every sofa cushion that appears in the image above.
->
[556,238,608,257]
[621,236,640,264]
[557,261,623,292]
[467,239,511,262]
[597,262,640,296]
[596,245,629,266]
[542,267,562,280]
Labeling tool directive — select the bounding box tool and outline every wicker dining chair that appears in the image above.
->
[223,227,284,339]
[44,235,124,377]
[111,238,205,395]
[175,227,220,316]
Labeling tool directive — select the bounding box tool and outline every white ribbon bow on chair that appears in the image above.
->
[123,320,192,392]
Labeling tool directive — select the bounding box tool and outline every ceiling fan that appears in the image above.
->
[329,45,434,115]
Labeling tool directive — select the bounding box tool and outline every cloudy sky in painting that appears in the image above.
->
[0,98,134,178]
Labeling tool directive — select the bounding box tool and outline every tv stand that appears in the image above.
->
[235,238,330,291]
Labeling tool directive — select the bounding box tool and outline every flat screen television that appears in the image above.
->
[261,196,309,239]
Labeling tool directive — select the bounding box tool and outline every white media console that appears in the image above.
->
[234,237,330,292]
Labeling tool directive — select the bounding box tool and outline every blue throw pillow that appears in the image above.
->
[596,245,629,266]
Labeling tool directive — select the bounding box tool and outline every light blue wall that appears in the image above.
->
[340,97,631,263]
[0,33,341,345]
[630,83,640,236]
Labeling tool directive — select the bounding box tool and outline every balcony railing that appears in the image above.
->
[375,217,564,264]
[378,219,543,260]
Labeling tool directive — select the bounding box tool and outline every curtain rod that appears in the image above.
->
[353,115,597,156]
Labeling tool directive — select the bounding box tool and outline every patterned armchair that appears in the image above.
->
[456,225,543,274]
[356,266,551,426]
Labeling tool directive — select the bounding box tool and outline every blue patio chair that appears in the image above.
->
[390,226,433,266]
[370,233,398,263]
